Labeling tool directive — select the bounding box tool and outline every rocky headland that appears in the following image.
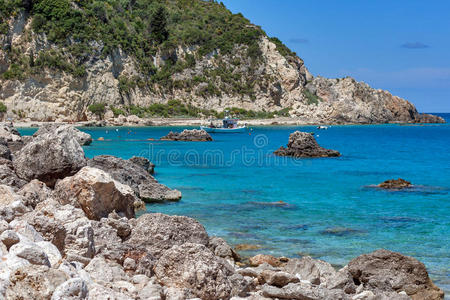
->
[0,2,445,125]
[160,129,213,142]
[0,123,445,299]
[274,131,341,158]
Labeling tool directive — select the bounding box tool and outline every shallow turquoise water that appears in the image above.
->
[19,116,450,293]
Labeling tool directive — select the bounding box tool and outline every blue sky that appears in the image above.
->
[222,0,450,112]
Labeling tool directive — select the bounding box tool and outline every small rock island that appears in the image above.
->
[378,178,413,190]
[160,129,213,142]
[274,131,341,158]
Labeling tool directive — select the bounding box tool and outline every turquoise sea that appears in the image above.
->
[20,113,450,294]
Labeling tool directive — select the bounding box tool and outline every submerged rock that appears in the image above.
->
[249,254,284,267]
[378,178,413,190]
[53,166,137,220]
[33,124,93,146]
[274,131,340,158]
[348,249,444,300]
[160,129,213,141]
[320,227,364,237]
[87,155,181,203]
[235,244,262,251]
[13,129,86,187]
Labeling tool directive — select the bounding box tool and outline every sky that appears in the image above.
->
[221,0,450,112]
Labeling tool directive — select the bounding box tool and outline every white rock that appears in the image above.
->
[51,278,88,300]
[87,282,134,300]
[84,257,129,284]
[352,290,376,300]
[36,241,62,267]
[53,167,136,220]
[0,219,9,234]
[9,219,44,242]
[9,242,51,266]
[0,230,20,249]
[139,282,163,300]
[123,257,136,270]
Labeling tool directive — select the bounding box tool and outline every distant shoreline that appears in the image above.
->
[8,116,448,128]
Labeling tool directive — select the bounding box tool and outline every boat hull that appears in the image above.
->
[200,126,247,133]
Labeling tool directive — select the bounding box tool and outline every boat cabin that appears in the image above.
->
[223,118,239,129]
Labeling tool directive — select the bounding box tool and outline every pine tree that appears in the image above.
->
[150,6,168,44]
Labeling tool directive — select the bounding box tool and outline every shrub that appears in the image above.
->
[88,103,106,118]
[109,105,125,117]
[1,63,24,80]
[269,37,297,58]
[0,102,7,113]
[303,89,321,105]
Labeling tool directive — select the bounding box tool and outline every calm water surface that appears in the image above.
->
[20,114,450,294]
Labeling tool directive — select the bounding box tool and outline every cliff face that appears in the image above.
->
[0,2,444,124]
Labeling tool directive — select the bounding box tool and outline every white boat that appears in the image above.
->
[200,118,247,133]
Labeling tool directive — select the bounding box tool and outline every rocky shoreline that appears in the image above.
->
[7,114,447,129]
[0,123,445,299]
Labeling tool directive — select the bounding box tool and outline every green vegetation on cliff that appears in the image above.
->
[0,101,7,113]
[107,100,290,119]
[0,0,295,100]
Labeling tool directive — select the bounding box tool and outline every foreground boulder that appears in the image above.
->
[348,249,444,299]
[13,130,86,187]
[0,158,27,191]
[17,180,52,209]
[33,124,93,146]
[274,131,340,158]
[262,281,347,300]
[0,140,11,160]
[5,265,68,299]
[283,256,337,286]
[161,129,213,141]
[87,155,181,203]
[378,178,412,190]
[53,167,136,220]
[154,243,248,299]
[125,213,210,259]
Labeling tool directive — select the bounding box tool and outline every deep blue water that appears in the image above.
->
[19,115,450,294]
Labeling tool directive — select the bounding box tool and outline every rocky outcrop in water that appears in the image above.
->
[348,249,444,300]
[0,124,444,299]
[274,131,341,158]
[161,129,213,142]
[128,156,155,174]
[378,178,413,190]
